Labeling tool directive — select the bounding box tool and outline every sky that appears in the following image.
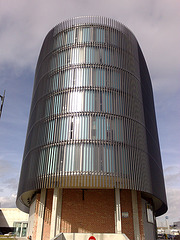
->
[0,0,179,227]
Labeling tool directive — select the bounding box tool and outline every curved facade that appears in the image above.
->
[17,16,167,239]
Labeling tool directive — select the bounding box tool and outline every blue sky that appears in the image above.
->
[0,0,179,226]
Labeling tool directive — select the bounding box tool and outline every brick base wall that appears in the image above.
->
[30,188,147,240]
[42,189,53,240]
[120,189,134,240]
[60,189,115,233]
[137,191,145,240]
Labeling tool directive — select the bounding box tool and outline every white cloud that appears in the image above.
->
[157,165,180,226]
[164,166,180,189]
[157,187,180,226]
[0,0,179,95]
[0,157,12,176]
[0,194,16,208]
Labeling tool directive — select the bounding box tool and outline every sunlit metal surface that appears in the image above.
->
[17,16,167,215]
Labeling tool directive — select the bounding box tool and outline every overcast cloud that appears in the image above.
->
[0,0,179,225]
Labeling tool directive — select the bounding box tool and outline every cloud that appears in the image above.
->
[0,157,12,176]
[0,152,21,173]
[157,165,180,226]
[0,156,21,198]
[157,187,180,226]
[0,0,179,95]
[2,178,18,192]
[0,194,16,208]
[164,166,180,189]
[164,166,180,174]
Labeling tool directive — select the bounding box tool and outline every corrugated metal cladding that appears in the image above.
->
[17,16,167,215]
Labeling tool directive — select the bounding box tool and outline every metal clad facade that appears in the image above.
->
[17,16,167,215]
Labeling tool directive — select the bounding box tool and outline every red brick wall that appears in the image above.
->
[32,194,40,240]
[60,189,115,233]
[42,189,53,240]
[137,192,145,240]
[31,189,145,239]
[137,191,145,240]
[120,189,134,240]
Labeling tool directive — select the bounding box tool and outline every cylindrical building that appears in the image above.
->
[17,16,167,240]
